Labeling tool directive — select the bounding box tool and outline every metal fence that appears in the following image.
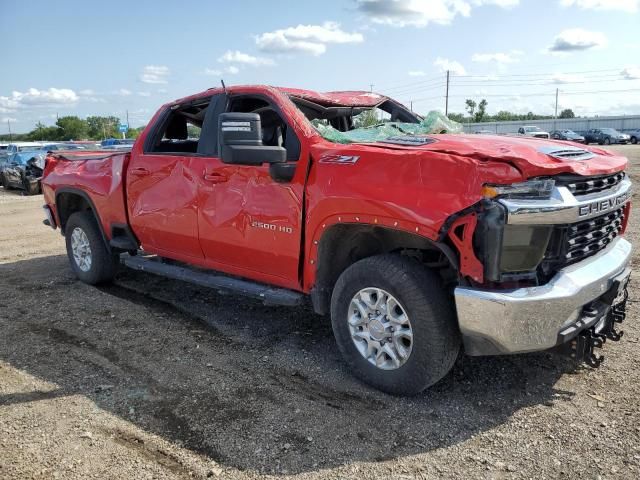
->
[461,115,640,134]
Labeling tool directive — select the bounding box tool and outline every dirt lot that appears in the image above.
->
[1,145,640,479]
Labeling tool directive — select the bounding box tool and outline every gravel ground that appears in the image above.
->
[1,145,640,479]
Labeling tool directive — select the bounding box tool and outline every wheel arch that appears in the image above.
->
[55,188,110,250]
[310,222,457,315]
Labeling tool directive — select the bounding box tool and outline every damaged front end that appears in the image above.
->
[452,172,632,367]
[22,156,45,195]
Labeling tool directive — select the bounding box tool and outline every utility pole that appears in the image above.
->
[445,70,450,116]
[7,119,12,141]
[369,84,374,92]
[410,100,413,112]
[554,88,559,131]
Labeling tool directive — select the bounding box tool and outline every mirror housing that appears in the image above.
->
[218,112,286,165]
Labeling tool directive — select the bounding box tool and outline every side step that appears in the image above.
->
[120,253,304,307]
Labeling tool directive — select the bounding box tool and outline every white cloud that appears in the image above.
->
[0,88,78,113]
[157,89,167,94]
[551,73,584,83]
[137,91,151,97]
[472,50,523,63]
[548,28,607,52]
[408,70,427,76]
[116,88,132,96]
[434,57,466,75]
[621,66,640,79]
[1,117,18,123]
[79,89,95,96]
[560,0,638,12]
[139,65,170,84]
[255,21,363,56]
[218,50,275,66]
[355,0,519,27]
[205,66,240,76]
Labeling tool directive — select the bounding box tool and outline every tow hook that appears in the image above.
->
[568,288,627,368]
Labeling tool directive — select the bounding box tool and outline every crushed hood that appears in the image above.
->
[373,133,628,177]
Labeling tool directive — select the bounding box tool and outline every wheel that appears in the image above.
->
[330,254,460,395]
[23,178,41,195]
[631,136,638,145]
[604,137,611,145]
[65,211,119,285]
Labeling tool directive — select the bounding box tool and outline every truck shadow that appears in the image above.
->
[0,255,579,475]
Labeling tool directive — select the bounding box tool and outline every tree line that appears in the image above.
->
[448,98,576,124]
[0,116,146,142]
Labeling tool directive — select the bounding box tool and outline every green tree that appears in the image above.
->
[126,126,145,139]
[447,112,465,123]
[465,99,476,118]
[475,99,488,122]
[559,108,575,119]
[28,124,61,141]
[86,116,120,140]
[353,109,380,128]
[56,116,88,140]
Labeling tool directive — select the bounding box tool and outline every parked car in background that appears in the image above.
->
[627,129,640,145]
[583,128,630,145]
[517,126,550,139]
[0,142,43,166]
[0,143,9,158]
[550,130,585,143]
[474,129,494,134]
[0,143,84,194]
[101,138,135,150]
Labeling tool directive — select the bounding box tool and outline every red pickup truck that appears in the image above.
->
[42,85,632,395]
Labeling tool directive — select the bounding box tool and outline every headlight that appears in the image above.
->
[481,179,555,200]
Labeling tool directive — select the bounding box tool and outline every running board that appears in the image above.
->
[120,254,304,307]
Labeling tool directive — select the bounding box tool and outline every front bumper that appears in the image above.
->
[454,237,632,355]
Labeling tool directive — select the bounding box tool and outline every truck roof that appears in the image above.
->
[169,85,389,108]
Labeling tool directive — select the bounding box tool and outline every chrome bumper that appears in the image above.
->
[454,237,632,355]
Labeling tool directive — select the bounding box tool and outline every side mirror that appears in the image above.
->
[218,112,286,165]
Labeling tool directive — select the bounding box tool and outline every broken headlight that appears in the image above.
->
[481,179,555,200]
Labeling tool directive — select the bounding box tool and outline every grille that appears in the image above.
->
[564,208,625,265]
[563,172,625,196]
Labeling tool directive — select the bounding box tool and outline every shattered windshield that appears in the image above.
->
[290,96,462,144]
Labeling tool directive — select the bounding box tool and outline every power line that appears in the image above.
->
[453,67,623,78]
[444,87,640,98]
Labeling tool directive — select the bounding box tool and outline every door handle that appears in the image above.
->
[203,173,228,184]
[130,167,150,176]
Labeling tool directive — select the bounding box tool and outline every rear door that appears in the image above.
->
[126,97,215,260]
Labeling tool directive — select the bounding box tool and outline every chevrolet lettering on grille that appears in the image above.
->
[578,191,631,218]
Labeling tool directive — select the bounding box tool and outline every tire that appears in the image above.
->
[631,136,638,145]
[65,211,119,285]
[330,254,460,395]
[604,137,611,145]
[23,179,41,195]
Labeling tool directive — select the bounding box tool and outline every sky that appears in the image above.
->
[1,0,640,133]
